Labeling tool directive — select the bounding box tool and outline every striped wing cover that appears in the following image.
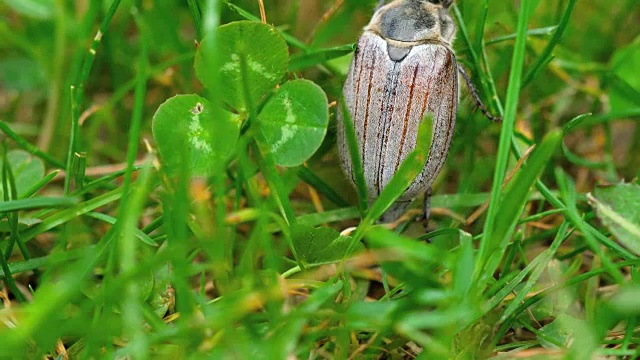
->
[338,32,459,207]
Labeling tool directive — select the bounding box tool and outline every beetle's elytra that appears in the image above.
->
[338,0,467,223]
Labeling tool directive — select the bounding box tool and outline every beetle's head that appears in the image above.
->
[368,0,456,45]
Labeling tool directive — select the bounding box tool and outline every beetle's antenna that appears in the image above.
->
[457,65,502,122]
[375,0,386,11]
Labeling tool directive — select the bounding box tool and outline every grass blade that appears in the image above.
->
[297,166,350,207]
[288,44,355,71]
[86,211,156,246]
[477,0,537,291]
[0,120,64,169]
[339,97,368,216]
[17,188,122,244]
[522,0,577,87]
[0,197,78,212]
[363,116,432,225]
[345,118,432,255]
[476,129,563,288]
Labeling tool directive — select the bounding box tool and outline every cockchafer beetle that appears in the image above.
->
[337,0,499,223]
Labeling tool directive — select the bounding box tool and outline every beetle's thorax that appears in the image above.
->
[365,0,456,47]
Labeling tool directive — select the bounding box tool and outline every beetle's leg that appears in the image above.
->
[414,187,432,228]
[457,65,502,122]
[423,186,432,226]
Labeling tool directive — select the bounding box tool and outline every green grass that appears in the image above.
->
[1,0,640,358]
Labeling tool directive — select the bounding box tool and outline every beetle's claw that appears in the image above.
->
[415,187,432,231]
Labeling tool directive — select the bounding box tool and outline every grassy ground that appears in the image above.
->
[1,0,640,359]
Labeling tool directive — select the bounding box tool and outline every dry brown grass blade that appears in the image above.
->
[348,332,379,360]
[383,207,466,230]
[55,339,69,360]
[78,103,101,126]
[308,184,325,213]
[258,0,267,24]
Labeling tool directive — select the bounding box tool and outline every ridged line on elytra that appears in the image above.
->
[400,53,437,175]
[353,43,365,131]
[376,61,401,195]
[424,50,457,185]
[362,46,376,165]
[394,64,420,175]
[346,45,364,184]
[424,49,447,181]
[380,72,399,190]
[439,52,456,164]
[439,52,457,171]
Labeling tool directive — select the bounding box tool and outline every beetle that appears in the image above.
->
[337,0,498,223]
